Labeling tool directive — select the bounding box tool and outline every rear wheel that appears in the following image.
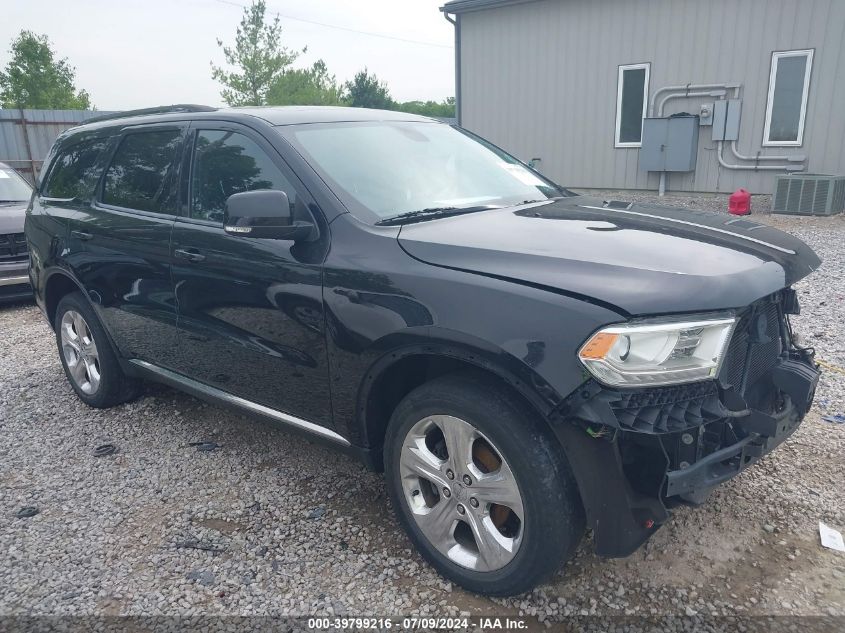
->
[384,373,584,595]
[54,292,138,408]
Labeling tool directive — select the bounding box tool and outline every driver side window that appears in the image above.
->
[190,130,296,223]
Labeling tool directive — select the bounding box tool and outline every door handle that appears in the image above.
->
[71,230,93,241]
[174,248,206,263]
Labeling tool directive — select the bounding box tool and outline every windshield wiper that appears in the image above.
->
[375,205,500,226]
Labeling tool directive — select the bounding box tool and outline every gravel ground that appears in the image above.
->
[2,198,844,627]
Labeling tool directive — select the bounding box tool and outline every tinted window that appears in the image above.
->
[191,130,295,223]
[102,130,182,213]
[43,139,108,199]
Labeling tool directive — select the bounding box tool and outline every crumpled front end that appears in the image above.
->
[550,289,820,558]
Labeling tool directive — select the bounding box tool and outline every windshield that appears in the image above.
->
[0,167,33,202]
[283,121,569,222]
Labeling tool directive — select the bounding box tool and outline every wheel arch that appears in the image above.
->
[355,335,566,471]
[44,270,87,330]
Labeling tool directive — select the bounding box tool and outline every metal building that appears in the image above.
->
[441,0,845,194]
[0,109,115,183]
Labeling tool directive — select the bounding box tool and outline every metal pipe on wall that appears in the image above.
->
[717,141,803,171]
[649,83,740,117]
[442,11,461,126]
[729,141,805,163]
[656,90,727,117]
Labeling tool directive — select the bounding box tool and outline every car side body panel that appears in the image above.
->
[169,120,334,425]
[322,213,625,446]
[63,123,186,368]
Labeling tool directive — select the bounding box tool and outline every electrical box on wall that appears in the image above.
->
[712,99,742,141]
[640,115,700,172]
[699,103,714,126]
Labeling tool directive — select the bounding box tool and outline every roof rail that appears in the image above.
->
[82,104,217,125]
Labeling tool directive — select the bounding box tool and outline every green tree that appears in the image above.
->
[211,0,302,106]
[0,31,91,109]
[343,68,393,109]
[267,59,343,106]
[394,97,456,118]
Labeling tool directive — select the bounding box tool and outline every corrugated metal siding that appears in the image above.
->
[0,109,117,183]
[458,0,845,193]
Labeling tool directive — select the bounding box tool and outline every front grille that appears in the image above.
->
[724,327,748,388]
[606,381,729,434]
[720,297,784,393]
[0,233,28,262]
[560,378,735,434]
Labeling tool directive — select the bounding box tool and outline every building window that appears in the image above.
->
[615,63,650,148]
[763,49,813,146]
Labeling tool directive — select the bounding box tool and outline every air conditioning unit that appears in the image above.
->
[773,174,845,216]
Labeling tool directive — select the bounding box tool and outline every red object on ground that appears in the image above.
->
[729,188,752,215]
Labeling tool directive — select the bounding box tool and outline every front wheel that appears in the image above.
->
[384,373,584,595]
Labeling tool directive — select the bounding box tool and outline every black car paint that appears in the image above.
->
[398,198,821,316]
[25,107,821,558]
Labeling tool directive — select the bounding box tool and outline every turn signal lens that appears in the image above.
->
[578,316,737,387]
[579,332,618,359]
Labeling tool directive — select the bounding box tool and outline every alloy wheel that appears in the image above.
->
[60,310,101,395]
[399,415,525,572]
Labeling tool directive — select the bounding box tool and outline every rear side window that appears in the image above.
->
[43,139,108,199]
[190,130,296,223]
[102,130,182,213]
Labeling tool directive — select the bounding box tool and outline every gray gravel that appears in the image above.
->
[1,201,844,624]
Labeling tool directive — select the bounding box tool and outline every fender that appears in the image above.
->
[354,327,575,451]
[40,266,88,323]
[39,267,128,368]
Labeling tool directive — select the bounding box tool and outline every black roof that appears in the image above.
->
[72,105,437,133]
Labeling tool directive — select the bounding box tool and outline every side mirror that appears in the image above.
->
[223,190,315,241]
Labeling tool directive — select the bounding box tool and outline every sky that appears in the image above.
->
[1,0,456,110]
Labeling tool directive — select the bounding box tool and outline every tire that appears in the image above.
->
[384,372,585,596]
[54,292,139,408]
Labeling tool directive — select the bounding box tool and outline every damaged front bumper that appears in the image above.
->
[550,292,820,558]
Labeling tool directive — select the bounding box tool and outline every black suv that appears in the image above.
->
[26,105,821,595]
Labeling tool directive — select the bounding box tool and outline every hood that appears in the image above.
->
[397,196,821,316]
[0,201,27,235]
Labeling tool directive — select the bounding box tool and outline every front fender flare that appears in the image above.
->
[355,327,571,449]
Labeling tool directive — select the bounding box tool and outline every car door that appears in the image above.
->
[72,123,186,368]
[170,122,332,425]
[29,134,110,298]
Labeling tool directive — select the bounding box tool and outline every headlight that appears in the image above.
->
[578,316,737,387]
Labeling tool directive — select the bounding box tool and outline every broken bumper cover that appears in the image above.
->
[665,387,807,498]
[549,349,819,559]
